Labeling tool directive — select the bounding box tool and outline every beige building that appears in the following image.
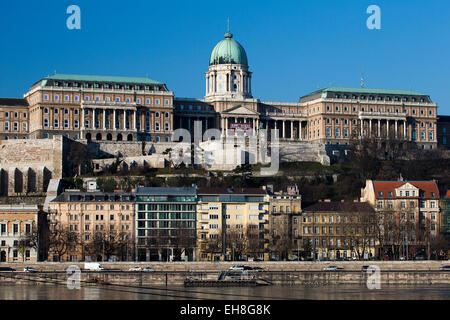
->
[361,180,441,259]
[173,30,438,152]
[196,187,269,261]
[267,186,302,260]
[301,201,377,261]
[0,204,45,262]
[48,191,135,262]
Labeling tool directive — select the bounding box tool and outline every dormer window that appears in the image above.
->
[388,191,393,198]
[378,191,383,198]
[431,192,435,198]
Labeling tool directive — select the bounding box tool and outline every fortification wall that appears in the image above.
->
[0,137,64,195]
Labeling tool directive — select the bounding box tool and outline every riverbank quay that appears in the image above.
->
[0,261,449,286]
[0,260,449,272]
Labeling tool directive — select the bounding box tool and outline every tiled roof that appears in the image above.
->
[372,181,440,199]
[51,191,134,203]
[0,98,29,107]
[302,201,375,213]
[44,74,164,85]
[303,86,426,97]
[197,187,266,195]
[135,187,197,196]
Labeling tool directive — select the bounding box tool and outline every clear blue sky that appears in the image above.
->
[1,0,449,114]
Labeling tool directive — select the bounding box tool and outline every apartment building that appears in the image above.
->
[196,187,269,261]
[301,201,377,260]
[48,191,135,262]
[0,204,45,262]
[440,190,450,240]
[267,186,302,260]
[135,187,197,262]
[361,180,441,259]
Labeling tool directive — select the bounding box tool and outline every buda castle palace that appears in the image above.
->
[0,29,439,152]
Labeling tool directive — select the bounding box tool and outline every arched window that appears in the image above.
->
[155,122,160,131]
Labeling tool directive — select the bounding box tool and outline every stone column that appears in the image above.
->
[299,121,302,140]
[113,109,116,130]
[369,119,372,137]
[290,121,294,140]
[225,117,228,136]
[221,118,225,136]
[133,110,137,131]
[403,120,407,139]
[103,109,106,130]
[81,107,85,129]
[386,119,389,138]
[360,119,364,137]
[395,120,398,138]
[378,119,381,137]
[123,111,126,130]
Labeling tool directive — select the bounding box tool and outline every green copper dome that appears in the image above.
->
[209,32,248,66]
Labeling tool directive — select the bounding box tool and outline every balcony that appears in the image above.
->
[358,111,407,120]
[81,100,137,110]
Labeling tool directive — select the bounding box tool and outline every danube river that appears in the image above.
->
[1,284,450,300]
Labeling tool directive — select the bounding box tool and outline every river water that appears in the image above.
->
[1,284,450,300]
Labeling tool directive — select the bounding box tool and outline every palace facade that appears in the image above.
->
[0,30,440,151]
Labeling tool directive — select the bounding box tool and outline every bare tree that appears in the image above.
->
[48,225,79,262]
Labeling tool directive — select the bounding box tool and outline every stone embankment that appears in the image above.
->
[1,261,449,286]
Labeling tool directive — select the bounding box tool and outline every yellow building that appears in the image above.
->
[0,204,45,262]
[196,187,269,261]
[48,191,135,262]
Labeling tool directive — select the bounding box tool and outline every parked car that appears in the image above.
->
[0,267,15,272]
[439,265,450,271]
[229,265,245,271]
[23,267,39,273]
[84,262,105,271]
[323,265,343,271]
[250,267,265,272]
[142,267,154,272]
[129,266,143,271]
